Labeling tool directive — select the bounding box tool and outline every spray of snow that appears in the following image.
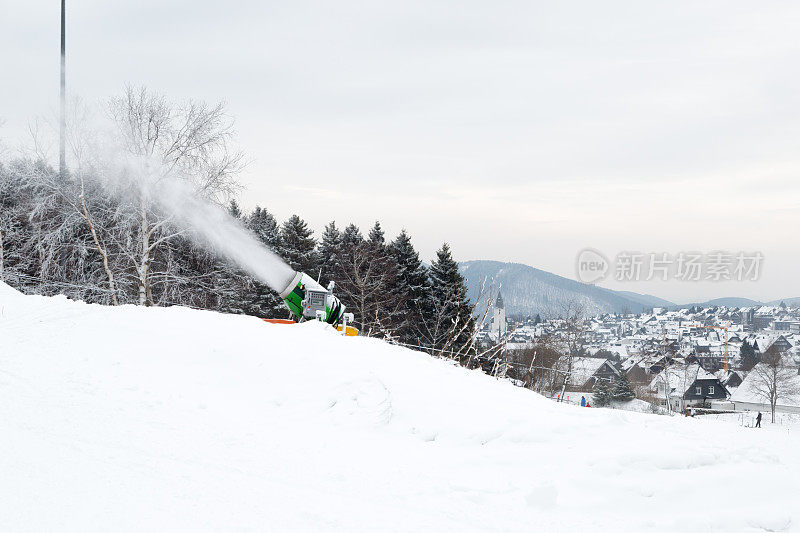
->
[156,178,296,293]
[115,153,296,294]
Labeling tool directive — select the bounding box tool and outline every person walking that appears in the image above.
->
[580,396,586,407]
[755,412,762,428]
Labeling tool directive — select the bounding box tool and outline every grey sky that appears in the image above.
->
[2,1,799,303]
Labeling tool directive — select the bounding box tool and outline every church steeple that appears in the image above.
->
[496,291,504,310]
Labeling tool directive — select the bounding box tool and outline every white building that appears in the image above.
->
[491,292,507,337]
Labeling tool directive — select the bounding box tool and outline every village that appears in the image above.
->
[478,294,800,421]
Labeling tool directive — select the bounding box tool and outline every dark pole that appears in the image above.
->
[59,0,66,182]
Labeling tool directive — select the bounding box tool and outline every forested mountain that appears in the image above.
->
[459,260,674,317]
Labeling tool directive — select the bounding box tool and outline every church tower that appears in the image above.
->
[491,292,507,337]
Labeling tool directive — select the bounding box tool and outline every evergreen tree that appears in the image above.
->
[740,341,759,371]
[389,229,430,344]
[317,221,343,286]
[426,243,475,357]
[611,375,636,402]
[248,207,281,251]
[279,215,319,275]
[228,199,243,219]
[366,221,403,336]
[341,223,364,248]
[593,379,613,407]
[368,221,386,247]
[243,206,284,318]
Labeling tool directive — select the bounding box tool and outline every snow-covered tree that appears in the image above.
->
[593,380,613,407]
[422,243,475,359]
[611,375,636,402]
[388,229,430,344]
[108,86,244,306]
[317,221,343,287]
[242,206,284,318]
[749,351,800,423]
[279,214,318,276]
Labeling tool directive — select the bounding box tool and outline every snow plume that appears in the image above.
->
[116,154,296,294]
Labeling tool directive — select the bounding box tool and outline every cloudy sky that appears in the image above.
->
[2,1,799,303]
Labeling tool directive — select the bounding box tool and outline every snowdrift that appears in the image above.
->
[1,282,798,532]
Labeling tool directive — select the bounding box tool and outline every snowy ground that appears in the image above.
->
[1,283,798,532]
[698,411,800,430]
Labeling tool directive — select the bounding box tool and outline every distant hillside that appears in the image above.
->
[677,297,763,309]
[767,297,800,308]
[458,260,675,318]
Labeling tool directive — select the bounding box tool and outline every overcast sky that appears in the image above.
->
[2,1,800,303]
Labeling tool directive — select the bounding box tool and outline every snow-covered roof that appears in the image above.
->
[730,358,800,407]
[649,364,717,398]
[556,357,617,387]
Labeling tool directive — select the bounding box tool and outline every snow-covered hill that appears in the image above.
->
[1,281,798,532]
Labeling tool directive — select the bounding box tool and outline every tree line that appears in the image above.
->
[0,87,477,356]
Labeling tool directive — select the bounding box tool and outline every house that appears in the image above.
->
[718,369,743,390]
[650,364,729,411]
[682,371,729,407]
[557,357,621,392]
[625,362,650,385]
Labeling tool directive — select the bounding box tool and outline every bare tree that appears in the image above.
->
[557,300,587,400]
[108,86,245,305]
[336,240,402,337]
[748,350,800,423]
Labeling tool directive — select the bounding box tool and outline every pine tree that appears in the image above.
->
[611,375,636,402]
[279,215,318,275]
[317,221,343,287]
[341,223,364,248]
[228,199,243,219]
[368,221,386,247]
[365,221,403,336]
[740,341,759,371]
[389,229,430,344]
[248,207,282,251]
[243,206,285,318]
[593,379,613,407]
[426,243,475,357]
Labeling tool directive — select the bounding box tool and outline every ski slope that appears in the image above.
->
[1,282,797,532]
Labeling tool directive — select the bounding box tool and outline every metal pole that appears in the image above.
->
[59,0,66,182]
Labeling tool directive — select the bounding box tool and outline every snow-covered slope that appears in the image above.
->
[1,282,798,532]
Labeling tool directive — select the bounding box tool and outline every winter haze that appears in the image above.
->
[2,1,800,303]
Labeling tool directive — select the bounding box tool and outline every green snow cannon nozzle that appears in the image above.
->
[279,271,346,326]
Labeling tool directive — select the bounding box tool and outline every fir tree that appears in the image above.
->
[228,199,243,219]
[593,379,613,407]
[279,215,318,275]
[368,221,386,247]
[389,229,430,344]
[611,375,636,402]
[740,341,759,371]
[243,206,284,318]
[317,221,343,286]
[341,223,364,248]
[248,206,281,251]
[426,243,475,357]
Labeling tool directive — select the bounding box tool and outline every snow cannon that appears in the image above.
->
[279,271,347,326]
